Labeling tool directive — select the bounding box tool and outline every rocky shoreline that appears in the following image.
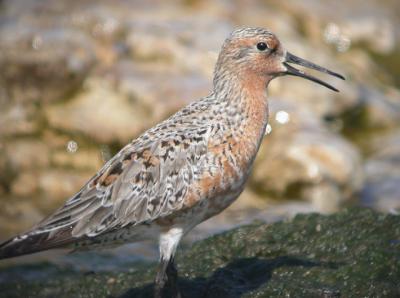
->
[1,208,399,297]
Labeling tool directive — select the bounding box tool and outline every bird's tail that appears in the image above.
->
[0,228,75,260]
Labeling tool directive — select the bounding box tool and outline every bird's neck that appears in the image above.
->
[211,70,270,163]
[213,70,270,136]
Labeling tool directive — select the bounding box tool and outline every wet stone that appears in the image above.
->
[0,208,399,297]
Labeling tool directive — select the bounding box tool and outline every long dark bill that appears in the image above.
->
[284,52,345,92]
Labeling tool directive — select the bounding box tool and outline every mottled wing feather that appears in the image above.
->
[32,125,209,240]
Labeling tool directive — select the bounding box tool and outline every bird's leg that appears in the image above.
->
[155,228,183,298]
[166,257,181,298]
[154,257,181,298]
[154,258,169,298]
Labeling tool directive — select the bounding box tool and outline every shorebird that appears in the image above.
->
[0,27,344,297]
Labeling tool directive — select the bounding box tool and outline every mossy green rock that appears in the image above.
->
[1,208,399,297]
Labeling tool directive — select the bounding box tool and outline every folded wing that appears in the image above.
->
[0,125,209,258]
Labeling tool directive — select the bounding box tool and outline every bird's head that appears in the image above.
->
[215,27,344,92]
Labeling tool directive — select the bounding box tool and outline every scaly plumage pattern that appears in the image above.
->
[0,27,344,297]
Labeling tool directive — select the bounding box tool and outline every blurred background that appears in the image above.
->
[0,0,399,269]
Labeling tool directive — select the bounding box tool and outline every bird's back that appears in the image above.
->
[0,91,267,258]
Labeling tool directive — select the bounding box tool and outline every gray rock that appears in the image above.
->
[0,138,49,191]
[281,0,399,54]
[44,76,147,144]
[37,169,93,203]
[4,139,50,171]
[251,98,364,212]
[51,147,103,172]
[125,15,233,77]
[0,25,95,103]
[361,131,400,212]
[268,48,358,118]
[45,62,210,144]
[360,87,400,129]
[0,196,44,241]
[0,103,39,137]
[10,172,39,197]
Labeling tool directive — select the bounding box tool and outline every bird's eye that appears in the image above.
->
[256,42,268,51]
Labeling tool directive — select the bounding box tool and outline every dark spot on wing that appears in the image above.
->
[198,129,208,135]
[123,152,134,161]
[109,162,123,175]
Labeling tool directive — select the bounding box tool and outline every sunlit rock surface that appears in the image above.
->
[0,26,95,104]
[361,130,400,212]
[0,208,399,297]
[251,98,363,213]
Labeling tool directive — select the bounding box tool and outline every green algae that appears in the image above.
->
[1,208,399,297]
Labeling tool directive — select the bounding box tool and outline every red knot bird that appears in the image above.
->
[0,27,344,297]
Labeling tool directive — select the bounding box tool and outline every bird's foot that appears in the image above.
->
[154,258,181,298]
[166,260,181,298]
